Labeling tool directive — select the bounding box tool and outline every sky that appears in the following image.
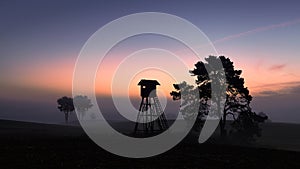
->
[0,0,300,123]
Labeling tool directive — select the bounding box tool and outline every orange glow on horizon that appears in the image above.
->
[94,50,184,97]
[3,51,299,99]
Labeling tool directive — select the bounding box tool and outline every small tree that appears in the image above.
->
[57,96,74,124]
[73,95,93,120]
[171,56,268,142]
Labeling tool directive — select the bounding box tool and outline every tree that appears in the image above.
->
[170,81,208,131]
[171,56,267,141]
[73,95,93,120]
[57,96,74,124]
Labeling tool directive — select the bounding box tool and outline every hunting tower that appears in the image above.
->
[134,79,169,134]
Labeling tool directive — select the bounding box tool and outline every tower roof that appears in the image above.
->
[138,79,160,86]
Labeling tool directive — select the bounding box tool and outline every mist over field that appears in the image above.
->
[1,92,299,124]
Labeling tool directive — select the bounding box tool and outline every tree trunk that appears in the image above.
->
[217,97,226,137]
[220,114,227,137]
[220,94,229,138]
[64,112,69,124]
[220,120,224,137]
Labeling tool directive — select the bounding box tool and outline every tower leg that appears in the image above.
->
[134,96,169,134]
[134,98,145,133]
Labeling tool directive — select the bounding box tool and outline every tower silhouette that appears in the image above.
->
[134,79,169,134]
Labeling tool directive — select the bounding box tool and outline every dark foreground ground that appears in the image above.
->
[0,119,299,169]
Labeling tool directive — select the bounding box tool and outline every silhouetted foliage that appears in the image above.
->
[73,95,93,120]
[171,82,208,122]
[230,110,268,143]
[57,96,74,124]
[171,56,268,142]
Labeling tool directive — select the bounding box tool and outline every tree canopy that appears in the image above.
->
[57,96,74,123]
[73,95,93,120]
[171,56,268,142]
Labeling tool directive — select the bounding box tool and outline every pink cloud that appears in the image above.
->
[214,18,300,44]
[269,64,286,71]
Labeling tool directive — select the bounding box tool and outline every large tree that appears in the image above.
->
[171,56,267,141]
[57,96,74,124]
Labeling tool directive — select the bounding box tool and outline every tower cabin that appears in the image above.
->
[138,79,160,98]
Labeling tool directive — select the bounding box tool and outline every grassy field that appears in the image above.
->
[0,119,299,169]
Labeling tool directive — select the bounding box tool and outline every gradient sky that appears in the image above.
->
[1,0,300,123]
